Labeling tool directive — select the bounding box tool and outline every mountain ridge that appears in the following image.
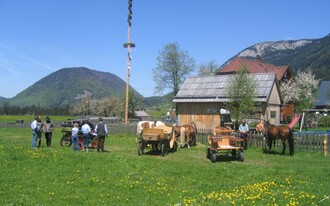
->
[221,34,330,80]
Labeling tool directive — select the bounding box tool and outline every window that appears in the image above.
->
[270,111,276,118]
[207,108,218,114]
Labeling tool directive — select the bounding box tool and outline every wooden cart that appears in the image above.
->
[206,127,245,163]
[138,125,177,156]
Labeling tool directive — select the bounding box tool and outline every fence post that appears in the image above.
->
[324,134,328,156]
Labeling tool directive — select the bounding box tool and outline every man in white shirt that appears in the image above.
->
[31,116,40,149]
[81,121,91,152]
[239,120,249,150]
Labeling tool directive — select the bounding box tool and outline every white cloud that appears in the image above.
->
[0,43,54,71]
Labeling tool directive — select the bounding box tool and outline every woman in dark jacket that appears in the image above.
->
[43,117,54,147]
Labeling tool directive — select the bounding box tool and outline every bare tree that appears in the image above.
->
[153,42,196,96]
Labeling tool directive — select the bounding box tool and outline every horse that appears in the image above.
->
[136,120,166,142]
[264,121,294,156]
[172,122,197,148]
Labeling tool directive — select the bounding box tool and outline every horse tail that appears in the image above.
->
[288,128,294,156]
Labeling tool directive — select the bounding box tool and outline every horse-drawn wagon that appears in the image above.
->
[206,127,245,163]
[59,119,98,149]
[138,125,177,156]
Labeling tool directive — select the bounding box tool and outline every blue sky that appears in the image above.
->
[0,0,329,98]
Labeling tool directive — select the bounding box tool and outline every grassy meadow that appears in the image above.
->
[0,126,329,206]
[0,115,75,123]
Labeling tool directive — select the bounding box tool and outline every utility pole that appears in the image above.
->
[124,0,135,125]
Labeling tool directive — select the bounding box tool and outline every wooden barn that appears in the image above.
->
[173,73,282,130]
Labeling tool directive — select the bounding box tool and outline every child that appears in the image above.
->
[72,123,80,151]
[256,120,263,135]
[255,120,264,148]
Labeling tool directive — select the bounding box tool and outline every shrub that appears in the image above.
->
[318,115,330,127]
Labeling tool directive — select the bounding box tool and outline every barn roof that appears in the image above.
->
[217,57,291,81]
[173,73,278,103]
[134,110,149,117]
[315,81,330,108]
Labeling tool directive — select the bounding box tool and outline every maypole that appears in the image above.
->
[123,0,135,125]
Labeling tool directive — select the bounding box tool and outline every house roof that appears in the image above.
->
[173,73,278,103]
[315,81,330,108]
[134,110,149,117]
[217,57,290,81]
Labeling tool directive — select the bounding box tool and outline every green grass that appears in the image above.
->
[0,115,76,123]
[0,127,329,205]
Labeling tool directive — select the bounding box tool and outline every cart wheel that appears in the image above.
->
[238,152,244,162]
[138,142,145,156]
[90,137,98,149]
[171,142,178,152]
[206,148,211,159]
[161,143,168,156]
[210,153,217,163]
[60,135,72,147]
[231,149,237,157]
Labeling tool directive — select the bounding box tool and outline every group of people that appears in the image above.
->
[239,119,264,150]
[71,118,108,152]
[31,116,108,152]
[30,116,54,149]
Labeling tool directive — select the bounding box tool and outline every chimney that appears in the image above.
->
[256,55,262,63]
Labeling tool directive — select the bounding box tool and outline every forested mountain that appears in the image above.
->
[6,67,142,108]
[221,34,330,80]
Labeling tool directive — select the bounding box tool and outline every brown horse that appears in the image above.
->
[264,121,294,156]
[172,122,197,148]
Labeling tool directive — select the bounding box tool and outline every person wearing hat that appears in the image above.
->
[239,120,249,150]
[95,117,108,152]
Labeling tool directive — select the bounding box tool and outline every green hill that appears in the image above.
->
[8,67,142,108]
